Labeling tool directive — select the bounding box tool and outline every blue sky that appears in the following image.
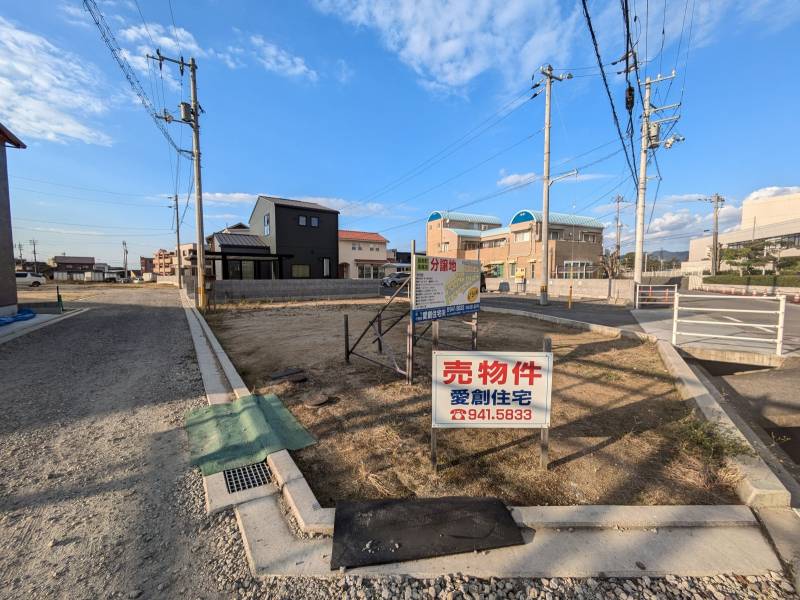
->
[2,0,799,265]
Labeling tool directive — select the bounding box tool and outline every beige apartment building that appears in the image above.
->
[426,210,604,281]
[338,230,388,279]
[153,249,176,276]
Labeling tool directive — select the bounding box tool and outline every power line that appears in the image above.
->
[11,186,171,208]
[355,88,533,205]
[344,129,542,228]
[10,176,158,197]
[580,0,639,189]
[14,217,172,231]
[84,0,184,155]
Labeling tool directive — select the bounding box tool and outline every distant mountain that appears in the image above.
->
[650,250,689,261]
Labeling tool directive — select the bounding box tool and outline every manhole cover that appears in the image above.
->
[223,462,273,494]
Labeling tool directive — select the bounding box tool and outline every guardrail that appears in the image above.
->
[635,284,677,309]
[671,293,786,356]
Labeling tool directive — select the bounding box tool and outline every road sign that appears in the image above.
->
[431,351,553,429]
[412,255,481,323]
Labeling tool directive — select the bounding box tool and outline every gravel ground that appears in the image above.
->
[1,286,797,599]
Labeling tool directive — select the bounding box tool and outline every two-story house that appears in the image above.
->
[248,196,339,278]
[338,230,389,279]
[426,209,604,281]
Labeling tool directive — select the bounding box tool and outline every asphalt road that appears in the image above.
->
[634,292,800,356]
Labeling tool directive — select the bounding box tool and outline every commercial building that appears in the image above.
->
[140,256,154,273]
[338,230,388,279]
[425,209,605,282]
[248,196,339,278]
[686,191,800,271]
[1,122,25,316]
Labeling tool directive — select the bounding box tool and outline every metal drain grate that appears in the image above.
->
[223,462,272,494]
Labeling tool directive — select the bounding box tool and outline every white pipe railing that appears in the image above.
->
[671,293,786,356]
[635,283,677,309]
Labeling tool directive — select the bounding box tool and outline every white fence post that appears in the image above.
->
[776,295,786,356]
[671,292,680,345]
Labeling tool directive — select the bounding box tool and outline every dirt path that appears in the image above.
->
[0,288,251,599]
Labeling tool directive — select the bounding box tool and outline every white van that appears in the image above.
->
[15,272,47,287]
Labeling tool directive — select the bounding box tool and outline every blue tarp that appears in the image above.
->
[0,308,36,327]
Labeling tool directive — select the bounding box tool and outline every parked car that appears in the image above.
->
[15,272,46,287]
[381,271,410,287]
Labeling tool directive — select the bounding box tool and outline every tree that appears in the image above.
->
[720,241,775,275]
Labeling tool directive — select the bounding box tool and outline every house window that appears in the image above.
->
[292,264,310,278]
[485,264,504,278]
[242,260,255,280]
[322,257,331,278]
[310,216,319,227]
[263,213,270,236]
[298,215,307,226]
[440,242,449,252]
[582,232,597,243]
[549,229,562,240]
[514,231,530,242]
[352,244,357,250]
[227,260,242,279]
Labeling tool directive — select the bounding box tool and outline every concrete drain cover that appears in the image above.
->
[223,462,272,494]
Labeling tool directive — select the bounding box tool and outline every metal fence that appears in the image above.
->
[671,293,786,356]
[635,284,677,309]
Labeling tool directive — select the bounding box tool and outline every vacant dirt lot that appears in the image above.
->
[208,300,739,507]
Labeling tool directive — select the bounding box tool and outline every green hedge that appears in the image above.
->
[703,274,800,287]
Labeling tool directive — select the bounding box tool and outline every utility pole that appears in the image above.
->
[633,71,682,284]
[615,195,623,258]
[122,240,128,278]
[28,240,38,273]
[17,242,24,266]
[710,193,724,276]
[148,51,206,309]
[537,64,572,305]
[174,195,183,289]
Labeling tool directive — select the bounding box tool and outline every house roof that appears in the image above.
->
[510,210,605,229]
[338,230,388,243]
[223,222,250,231]
[258,195,339,214]
[448,227,511,239]
[53,256,94,264]
[212,232,268,248]
[428,210,502,225]
[0,122,25,149]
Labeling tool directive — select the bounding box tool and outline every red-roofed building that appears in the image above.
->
[338,230,389,279]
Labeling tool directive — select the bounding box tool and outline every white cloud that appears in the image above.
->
[119,22,205,57]
[59,4,91,28]
[313,0,580,91]
[334,58,354,84]
[300,196,390,217]
[202,192,391,218]
[0,17,113,145]
[742,186,800,202]
[647,210,703,239]
[202,192,259,205]
[209,46,246,69]
[250,35,318,82]
[497,170,536,187]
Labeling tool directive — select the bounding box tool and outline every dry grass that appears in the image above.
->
[207,301,741,507]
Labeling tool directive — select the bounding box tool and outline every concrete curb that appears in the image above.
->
[481,305,657,344]
[656,340,790,508]
[0,307,90,345]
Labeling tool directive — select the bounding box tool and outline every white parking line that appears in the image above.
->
[720,314,774,334]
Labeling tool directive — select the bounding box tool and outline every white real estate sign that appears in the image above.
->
[411,255,481,323]
[431,351,553,429]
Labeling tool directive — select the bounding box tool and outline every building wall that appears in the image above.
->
[0,144,16,315]
[741,192,800,230]
[338,239,387,279]
[248,199,276,252]
[153,250,175,276]
[274,206,338,278]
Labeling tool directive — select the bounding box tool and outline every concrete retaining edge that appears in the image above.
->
[0,307,89,346]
